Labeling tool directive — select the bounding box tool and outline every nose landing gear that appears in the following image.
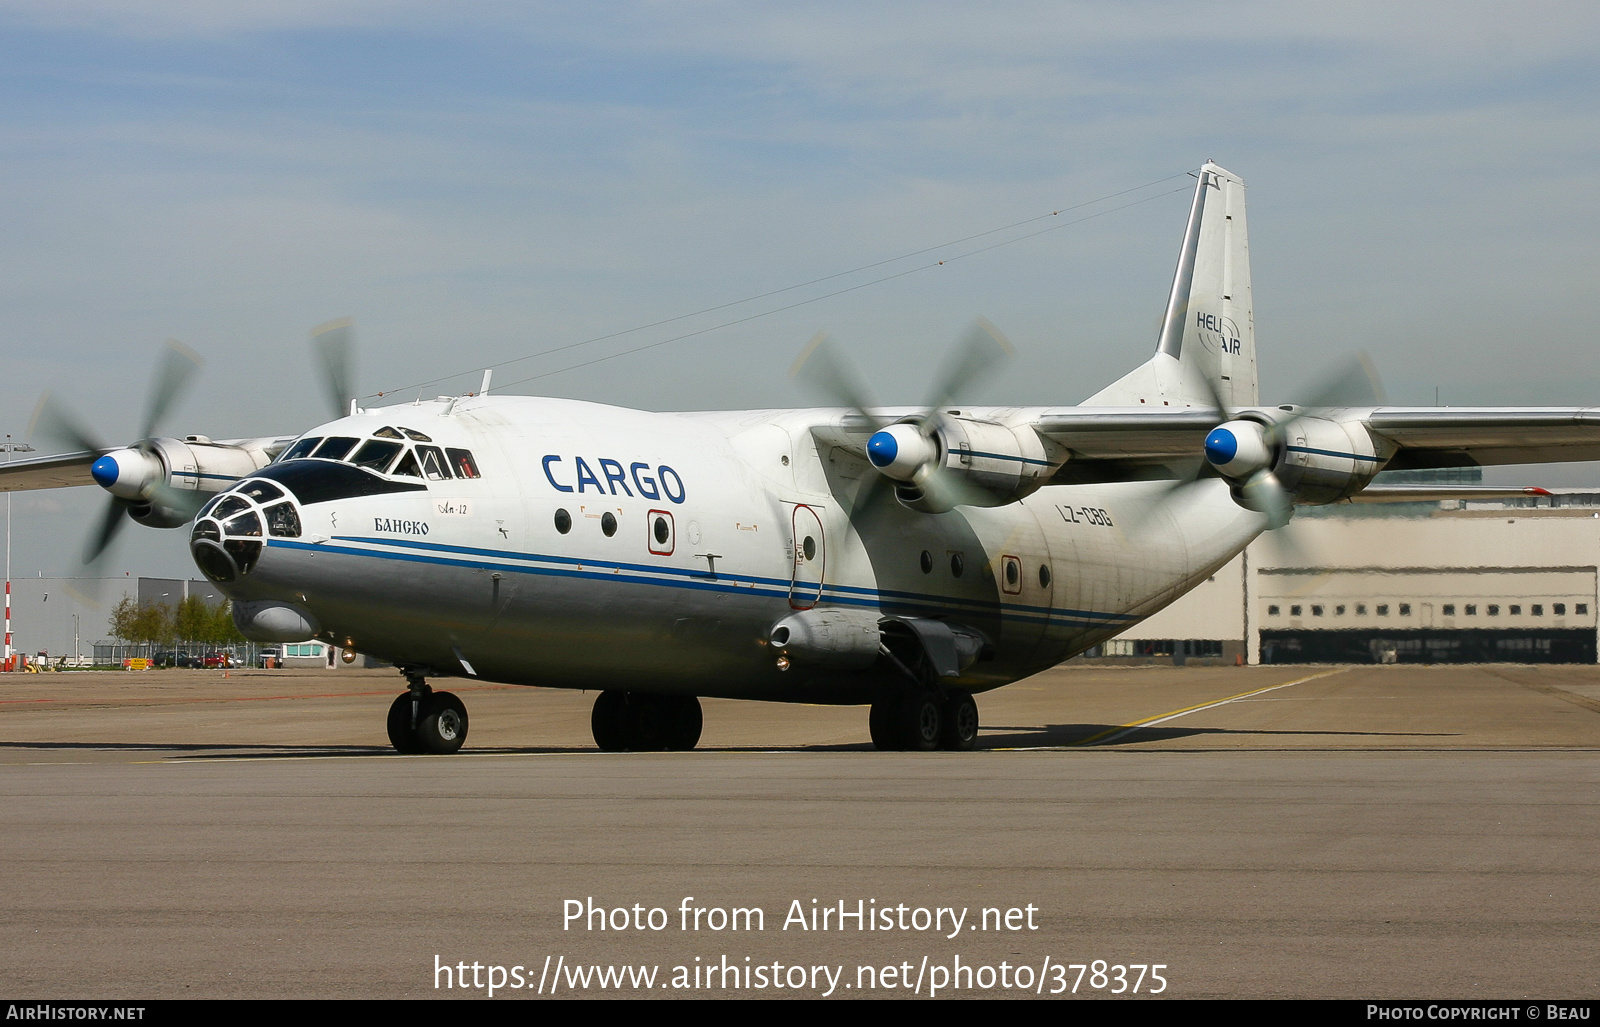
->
[386,671,469,754]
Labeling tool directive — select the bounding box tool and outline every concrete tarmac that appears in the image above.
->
[2,663,1599,999]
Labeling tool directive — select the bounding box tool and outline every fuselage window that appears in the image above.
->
[391,450,423,478]
[282,437,321,461]
[1039,565,1051,588]
[350,439,403,473]
[554,509,572,534]
[313,437,360,461]
[373,426,405,440]
[950,553,964,578]
[920,550,933,574]
[417,446,452,481]
[447,448,481,479]
[401,428,433,442]
[601,511,618,537]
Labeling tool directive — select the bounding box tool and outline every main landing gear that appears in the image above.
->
[869,688,979,752]
[387,671,469,755]
[591,691,703,752]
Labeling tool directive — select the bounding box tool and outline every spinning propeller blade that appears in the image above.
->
[313,318,357,419]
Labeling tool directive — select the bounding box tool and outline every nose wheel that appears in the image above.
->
[386,678,469,754]
[591,691,702,751]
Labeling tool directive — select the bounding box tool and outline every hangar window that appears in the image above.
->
[1267,605,1280,616]
[1442,604,1455,616]
[447,448,482,479]
[1290,605,1302,617]
[1356,603,1367,615]
[1554,603,1566,615]
[1578,604,1589,615]
[1465,605,1477,615]
[1311,605,1324,616]
[1509,605,1522,615]
[1335,605,1345,616]
[1376,604,1389,616]
[1532,604,1544,616]
[1487,605,1500,616]
[1398,604,1411,616]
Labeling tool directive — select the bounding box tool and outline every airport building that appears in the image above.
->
[1109,492,1600,664]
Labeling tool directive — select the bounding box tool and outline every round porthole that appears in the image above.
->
[1039,565,1052,588]
[920,550,932,574]
[554,509,571,534]
[601,512,618,537]
[950,553,964,578]
[802,536,816,561]
[654,516,669,544]
[1005,560,1019,586]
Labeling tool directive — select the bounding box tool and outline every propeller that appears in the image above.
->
[29,340,205,565]
[789,319,1015,520]
[1135,351,1388,541]
[312,317,357,419]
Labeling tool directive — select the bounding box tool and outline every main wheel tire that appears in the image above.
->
[869,697,903,751]
[662,695,703,751]
[591,690,631,751]
[415,691,469,754]
[902,690,943,751]
[386,692,425,754]
[940,690,979,751]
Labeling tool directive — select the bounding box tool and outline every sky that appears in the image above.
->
[1,0,1597,586]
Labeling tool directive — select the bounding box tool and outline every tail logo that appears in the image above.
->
[1194,311,1243,355]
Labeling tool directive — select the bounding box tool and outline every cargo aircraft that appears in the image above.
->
[5,163,1595,753]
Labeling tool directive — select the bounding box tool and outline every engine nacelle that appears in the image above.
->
[91,437,274,519]
[1205,413,1389,507]
[868,416,1063,514]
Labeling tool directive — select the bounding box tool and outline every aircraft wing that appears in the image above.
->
[1364,408,1600,469]
[0,451,98,492]
[1030,406,1600,484]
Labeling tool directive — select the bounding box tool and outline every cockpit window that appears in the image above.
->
[447,448,481,479]
[250,461,427,505]
[391,450,422,478]
[264,502,301,538]
[401,428,433,442]
[350,439,402,472]
[237,480,284,503]
[281,437,321,461]
[417,446,451,481]
[224,511,262,537]
[373,426,405,440]
[213,496,250,521]
[313,437,360,460]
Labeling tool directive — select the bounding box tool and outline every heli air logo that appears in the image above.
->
[1194,311,1243,355]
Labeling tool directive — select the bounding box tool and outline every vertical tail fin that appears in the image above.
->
[1084,162,1257,408]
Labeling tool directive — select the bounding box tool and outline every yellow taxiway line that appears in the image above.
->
[1071,668,1349,746]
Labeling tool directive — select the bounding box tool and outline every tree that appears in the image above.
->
[108,594,139,644]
